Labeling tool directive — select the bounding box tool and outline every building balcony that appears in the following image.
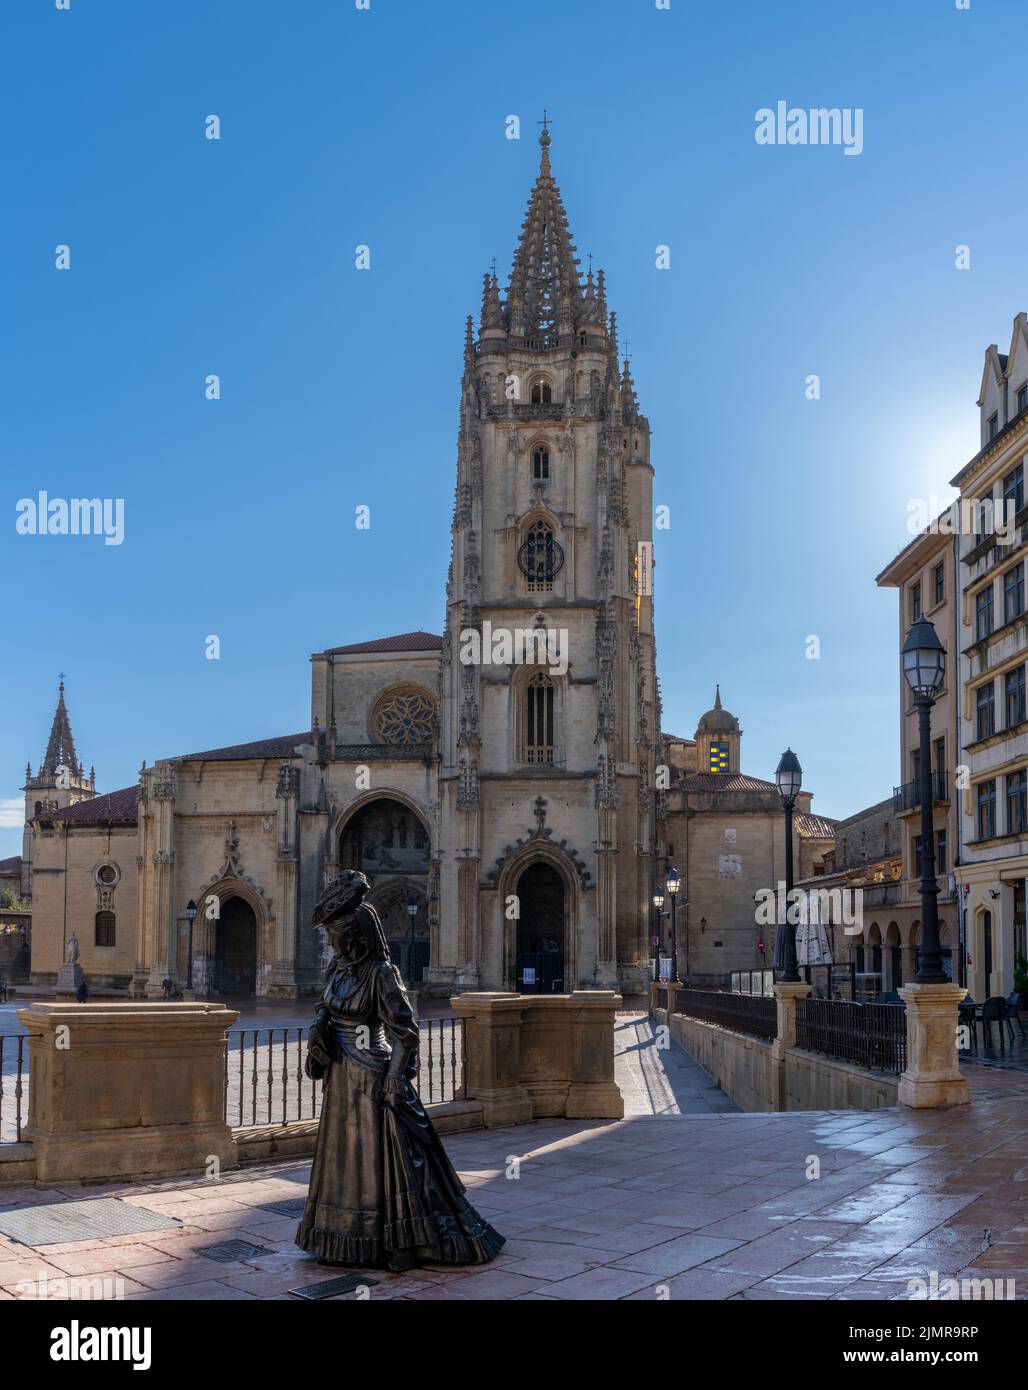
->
[892,771,949,815]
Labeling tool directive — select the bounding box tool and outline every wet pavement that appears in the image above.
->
[0,1015,1025,1300]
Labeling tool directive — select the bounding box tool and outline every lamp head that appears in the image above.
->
[901,617,946,698]
[775,748,803,804]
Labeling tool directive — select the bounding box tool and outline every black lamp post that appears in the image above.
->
[775,748,803,983]
[902,617,948,984]
[185,899,197,990]
[406,893,419,988]
[666,867,681,982]
[652,889,664,984]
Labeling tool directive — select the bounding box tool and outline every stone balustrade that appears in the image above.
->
[16,1001,239,1184]
[451,990,624,1126]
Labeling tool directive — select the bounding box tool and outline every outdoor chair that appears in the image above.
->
[1006,992,1027,1040]
[958,998,981,1048]
[981,995,1015,1047]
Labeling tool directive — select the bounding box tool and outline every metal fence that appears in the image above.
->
[729,969,775,997]
[0,1034,26,1144]
[670,986,777,1041]
[796,997,907,1073]
[225,1018,466,1128]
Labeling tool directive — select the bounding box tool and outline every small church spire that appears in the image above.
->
[40,678,81,777]
[480,271,504,330]
[714,684,722,710]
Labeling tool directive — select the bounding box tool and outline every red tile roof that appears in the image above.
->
[51,787,139,826]
[174,733,311,762]
[325,631,443,656]
[0,856,22,875]
[679,772,779,793]
[795,813,838,840]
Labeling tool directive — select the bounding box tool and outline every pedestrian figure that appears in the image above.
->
[75,979,89,1004]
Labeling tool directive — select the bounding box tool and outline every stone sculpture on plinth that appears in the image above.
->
[55,931,85,999]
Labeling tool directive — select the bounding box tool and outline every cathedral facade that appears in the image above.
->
[15,132,834,1000]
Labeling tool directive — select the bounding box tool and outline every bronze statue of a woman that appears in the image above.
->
[296,869,504,1271]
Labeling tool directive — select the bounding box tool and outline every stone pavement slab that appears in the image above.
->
[0,1015,1024,1300]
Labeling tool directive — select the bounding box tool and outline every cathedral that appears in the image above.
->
[13,130,835,1000]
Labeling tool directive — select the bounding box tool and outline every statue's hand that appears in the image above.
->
[305,1010,337,1079]
[380,1075,405,1107]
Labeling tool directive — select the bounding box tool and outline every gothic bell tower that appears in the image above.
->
[435,121,661,994]
[22,680,96,899]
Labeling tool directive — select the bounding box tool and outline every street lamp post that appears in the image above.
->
[775,749,803,984]
[406,894,419,988]
[902,617,949,983]
[184,899,197,990]
[666,867,681,982]
[652,889,664,985]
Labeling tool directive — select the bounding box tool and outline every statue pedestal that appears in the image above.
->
[55,962,84,999]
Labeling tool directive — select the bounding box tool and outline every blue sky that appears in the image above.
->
[3,0,1026,857]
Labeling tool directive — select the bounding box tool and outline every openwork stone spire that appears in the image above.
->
[506,118,583,339]
[40,679,81,777]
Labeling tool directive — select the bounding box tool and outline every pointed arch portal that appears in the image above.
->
[515,861,565,993]
[213,896,257,997]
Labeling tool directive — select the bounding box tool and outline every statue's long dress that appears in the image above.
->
[296,956,504,1270]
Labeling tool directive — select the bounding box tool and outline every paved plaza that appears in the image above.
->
[0,1016,1025,1301]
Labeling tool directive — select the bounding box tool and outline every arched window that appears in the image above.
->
[530,378,552,405]
[95,911,116,947]
[532,447,550,480]
[525,672,555,764]
[518,521,564,593]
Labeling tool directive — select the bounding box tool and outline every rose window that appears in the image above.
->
[375,692,435,746]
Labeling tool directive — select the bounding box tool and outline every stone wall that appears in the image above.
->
[658,1009,899,1113]
[28,824,138,988]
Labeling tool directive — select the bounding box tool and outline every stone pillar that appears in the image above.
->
[145,767,177,998]
[772,981,811,1111]
[268,766,300,998]
[897,983,971,1108]
[18,1002,240,1183]
[450,992,532,1127]
[566,990,624,1119]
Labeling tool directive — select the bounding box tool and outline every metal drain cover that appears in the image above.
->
[261,1198,307,1218]
[0,1198,181,1248]
[197,1240,272,1263]
[289,1273,380,1300]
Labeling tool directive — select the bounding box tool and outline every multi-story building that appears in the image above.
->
[950,312,1028,999]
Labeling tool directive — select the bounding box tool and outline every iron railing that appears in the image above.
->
[796,997,907,1072]
[893,771,949,814]
[225,1019,465,1128]
[730,969,775,997]
[0,1034,26,1144]
[670,986,777,1041]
